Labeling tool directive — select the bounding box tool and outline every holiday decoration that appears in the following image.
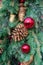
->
[12,24,28,41]
[21,44,30,53]
[24,17,35,29]
[9,14,16,23]
[0,0,43,65]
[19,0,25,3]
[18,3,26,22]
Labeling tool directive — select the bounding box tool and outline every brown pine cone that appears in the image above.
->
[11,24,28,42]
[18,3,26,22]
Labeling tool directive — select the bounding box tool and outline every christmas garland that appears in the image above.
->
[0,0,43,65]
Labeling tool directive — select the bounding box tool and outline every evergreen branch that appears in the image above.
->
[32,31,42,59]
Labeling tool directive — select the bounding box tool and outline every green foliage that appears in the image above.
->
[0,0,43,65]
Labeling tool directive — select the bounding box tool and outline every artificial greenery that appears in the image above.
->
[0,0,43,65]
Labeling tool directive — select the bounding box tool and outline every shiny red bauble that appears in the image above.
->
[24,17,35,29]
[21,44,30,54]
[19,0,25,3]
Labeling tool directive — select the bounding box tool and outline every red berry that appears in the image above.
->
[19,0,25,3]
[24,17,35,29]
[21,44,30,54]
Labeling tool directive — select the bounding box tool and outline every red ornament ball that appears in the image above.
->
[24,17,35,29]
[19,0,25,3]
[21,44,30,54]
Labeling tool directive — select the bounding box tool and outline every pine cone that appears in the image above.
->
[12,24,28,41]
[18,3,26,22]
